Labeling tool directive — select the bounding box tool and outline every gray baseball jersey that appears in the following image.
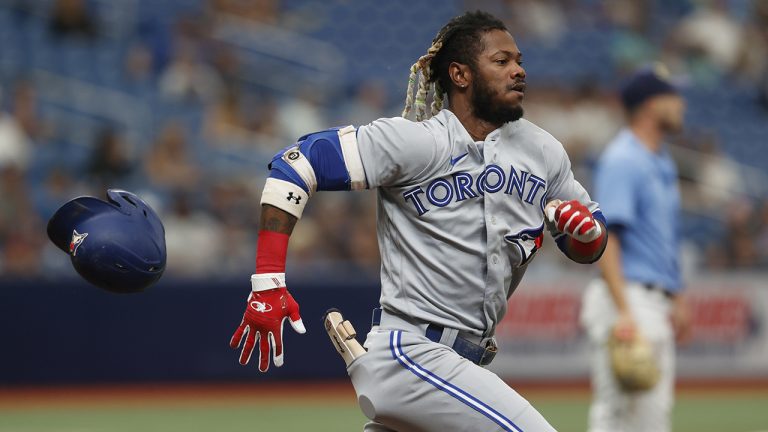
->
[329,109,598,431]
[355,109,599,337]
[259,108,599,431]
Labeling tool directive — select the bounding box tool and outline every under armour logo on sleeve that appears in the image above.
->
[286,192,302,204]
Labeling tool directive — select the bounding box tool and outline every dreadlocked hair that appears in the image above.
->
[402,11,507,121]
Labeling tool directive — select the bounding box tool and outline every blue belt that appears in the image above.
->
[642,283,676,299]
[371,308,497,366]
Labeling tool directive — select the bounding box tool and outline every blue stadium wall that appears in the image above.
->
[0,277,381,385]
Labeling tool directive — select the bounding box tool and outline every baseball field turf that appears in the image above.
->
[0,383,766,432]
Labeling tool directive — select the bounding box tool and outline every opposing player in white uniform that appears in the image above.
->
[581,65,691,432]
[230,11,608,431]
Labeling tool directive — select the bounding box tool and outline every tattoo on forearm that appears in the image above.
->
[260,205,297,234]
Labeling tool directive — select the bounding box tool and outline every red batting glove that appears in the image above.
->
[230,287,305,372]
[547,199,602,243]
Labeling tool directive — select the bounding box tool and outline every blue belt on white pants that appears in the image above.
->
[371,308,498,366]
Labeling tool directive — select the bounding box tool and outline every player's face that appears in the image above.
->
[470,29,526,125]
[652,94,686,133]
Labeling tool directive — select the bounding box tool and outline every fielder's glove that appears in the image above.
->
[608,332,660,392]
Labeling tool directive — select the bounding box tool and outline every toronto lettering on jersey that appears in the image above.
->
[403,164,546,216]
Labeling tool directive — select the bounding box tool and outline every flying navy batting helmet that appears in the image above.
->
[47,189,166,293]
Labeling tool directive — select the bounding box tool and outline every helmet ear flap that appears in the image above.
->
[46,197,113,253]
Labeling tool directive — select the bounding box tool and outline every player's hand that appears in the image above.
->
[671,294,692,344]
[230,287,306,372]
[546,199,602,243]
[612,310,637,342]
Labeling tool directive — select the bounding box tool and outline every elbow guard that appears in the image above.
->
[260,126,366,219]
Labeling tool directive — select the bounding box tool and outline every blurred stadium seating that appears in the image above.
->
[0,0,767,390]
[1,0,766,279]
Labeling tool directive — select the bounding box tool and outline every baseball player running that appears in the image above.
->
[580,65,691,432]
[230,11,608,431]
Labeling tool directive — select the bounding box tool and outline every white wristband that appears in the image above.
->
[260,177,309,219]
[251,273,286,292]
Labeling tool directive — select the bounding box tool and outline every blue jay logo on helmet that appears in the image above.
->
[69,230,88,256]
[47,189,167,294]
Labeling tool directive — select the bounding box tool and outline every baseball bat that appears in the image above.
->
[323,308,367,367]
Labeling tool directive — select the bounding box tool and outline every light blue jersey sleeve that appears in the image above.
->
[593,152,639,229]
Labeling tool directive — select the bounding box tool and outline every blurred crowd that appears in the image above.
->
[0,0,767,278]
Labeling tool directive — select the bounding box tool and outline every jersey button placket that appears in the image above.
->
[482,133,503,330]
